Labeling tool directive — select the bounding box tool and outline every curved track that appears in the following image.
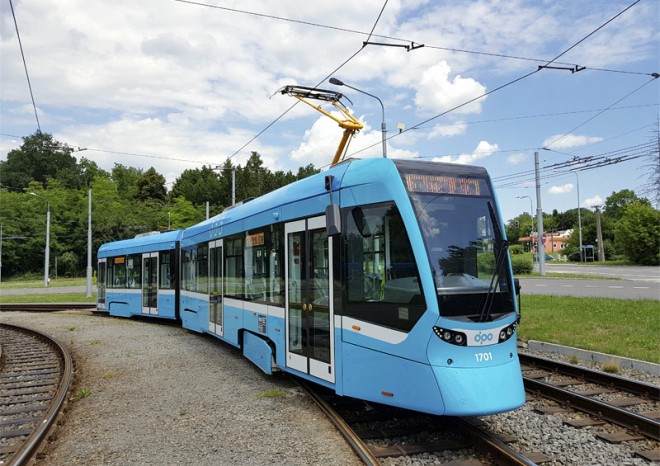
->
[0,303,94,312]
[298,380,537,466]
[0,323,74,466]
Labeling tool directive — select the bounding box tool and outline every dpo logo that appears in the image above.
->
[474,331,494,345]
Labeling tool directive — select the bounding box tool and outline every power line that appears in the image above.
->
[8,0,41,133]
[226,1,389,162]
[173,0,656,77]
[347,0,648,157]
[542,76,659,150]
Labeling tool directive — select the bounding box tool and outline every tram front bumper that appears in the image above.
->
[432,358,526,416]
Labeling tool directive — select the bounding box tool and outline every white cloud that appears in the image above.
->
[507,153,527,165]
[432,140,498,165]
[414,61,487,115]
[583,195,603,208]
[543,134,604,150]
[548,183,573,194]
[426,121,468,139]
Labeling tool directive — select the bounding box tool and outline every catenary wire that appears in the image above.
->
[8,0,41,133]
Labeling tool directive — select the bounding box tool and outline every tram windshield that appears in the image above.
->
[396,161,515,322]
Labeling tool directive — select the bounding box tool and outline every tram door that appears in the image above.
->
[285,216,335,383]
[97,259,107,310]
[208,240,223,336]
[141,253,158,314]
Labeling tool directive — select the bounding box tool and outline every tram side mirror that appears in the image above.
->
[514,278,521,319]
[326,204,341,236]
[351,207,371,237]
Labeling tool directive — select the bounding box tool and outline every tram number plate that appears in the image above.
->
[475,352,493,362]
[258,315,267,333]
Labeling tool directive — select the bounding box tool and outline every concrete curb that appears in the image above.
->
[527,340,660,376]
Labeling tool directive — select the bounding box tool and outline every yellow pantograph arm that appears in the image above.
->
[283,86,364,166]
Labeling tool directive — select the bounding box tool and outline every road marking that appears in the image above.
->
[585,285,599,288]
[633,286,649,289]
[608,286,624,289]
[560,285,574,288]
[535,284,548,287]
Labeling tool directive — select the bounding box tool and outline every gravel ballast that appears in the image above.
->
[1,311,362,465]
[2,310,658,466]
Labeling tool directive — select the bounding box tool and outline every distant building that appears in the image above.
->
[518,229,572,254]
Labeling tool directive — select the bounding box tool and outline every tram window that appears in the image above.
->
[111,256,127,288]
[127,254,141,289]
[225,235,244,298]
[269,225,284,305]
[181,249,192,291]
[244,224,284,305]
[196,245,208,293]
[344,203,426,332]
[160,251,174,289]
[106,260,113,288]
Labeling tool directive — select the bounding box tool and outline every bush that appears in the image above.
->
[511,255,533,274]
[509,244,524,255]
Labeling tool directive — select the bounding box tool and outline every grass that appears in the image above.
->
[256,389,285,398]
[0,293,96,303]
[0,277,93,290]
[519,295,660,364]
[69,388,93,401]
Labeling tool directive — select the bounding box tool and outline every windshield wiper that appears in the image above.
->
[478,202,509,323]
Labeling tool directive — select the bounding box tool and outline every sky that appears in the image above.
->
[1,0,658,223]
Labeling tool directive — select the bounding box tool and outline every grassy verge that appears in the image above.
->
[0,293,96,304]
[519,295,659,364]
[0,277,93,289]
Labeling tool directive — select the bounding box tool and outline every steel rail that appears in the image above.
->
[453,418,538,466]
[295,380,381,466]
[1,323,74,466]
[520,353,660,400]
[0,303,95,312]
[524,377,660,441]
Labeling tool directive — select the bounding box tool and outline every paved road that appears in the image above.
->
[538,263,660,283]
[519,277,660,300]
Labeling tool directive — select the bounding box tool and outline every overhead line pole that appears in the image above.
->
[534,151,546,276]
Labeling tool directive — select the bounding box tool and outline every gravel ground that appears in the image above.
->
[1,311,362,466]
[3,311,658,466]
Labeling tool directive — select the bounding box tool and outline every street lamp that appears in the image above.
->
[571,171,584,262]
[329,77,387,158]
[516,195,534,252]
[30,192,50,288]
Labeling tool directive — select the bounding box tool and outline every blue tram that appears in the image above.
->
[97,158,525,416]
[97,229,182,319]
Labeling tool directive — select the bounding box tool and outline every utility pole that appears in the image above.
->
[535,152,546,275]
[86,189,93,297]
[594,205,605,261]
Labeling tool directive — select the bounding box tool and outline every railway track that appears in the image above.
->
[0,323,74,466]
[298,380,539,465]
[520,352,660,462]
[0,303,94,312]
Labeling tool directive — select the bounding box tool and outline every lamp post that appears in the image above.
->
[30,192,50,287]
[86,188,93,297]
[571,171,584,262]
[516,195,534,252]
[329,77,387,158]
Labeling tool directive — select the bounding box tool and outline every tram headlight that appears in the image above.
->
[498,324,517,343]
[433,327,467,346]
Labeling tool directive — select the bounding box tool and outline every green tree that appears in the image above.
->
[614,202,660,265]
[0,131,77,190]
[170,166,222,207]
[112,164,143,200]
[603,189,650,222]
[136,167,166,202]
